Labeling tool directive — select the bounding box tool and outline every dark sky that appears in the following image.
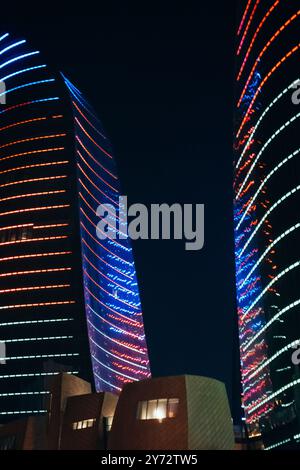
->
[2,3,240,419]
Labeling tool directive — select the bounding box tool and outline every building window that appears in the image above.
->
[72,418,96,430]
[136,398,179,421]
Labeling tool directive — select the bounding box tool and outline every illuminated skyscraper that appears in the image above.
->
[0,32,150,422]
[234,1,300,449]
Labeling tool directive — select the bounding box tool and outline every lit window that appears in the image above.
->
[136,400,147,420]
[72,418,96,430]
[147,400,158,420]
[136,398,179,421]
[168,398,179,418]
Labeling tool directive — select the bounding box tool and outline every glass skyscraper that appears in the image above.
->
[234,0,300,449]
[0,32,150,422]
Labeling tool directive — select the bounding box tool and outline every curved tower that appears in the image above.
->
[234,1,300,448]
[0,32,150,422]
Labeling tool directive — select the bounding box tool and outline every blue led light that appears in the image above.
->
[0,64,47,83]
[0,33,9,42]
[0,79,55,98]
[0,40,26,56]
[0,51,40,70]
[64,75,151,393]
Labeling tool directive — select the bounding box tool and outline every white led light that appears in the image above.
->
[265,438,291,450]
[241,223,300,288]
[236,111,300,200]
[235,81,297,170]
[236,148,300,230]
[239,185,300,257]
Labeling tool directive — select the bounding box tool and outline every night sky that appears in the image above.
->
[2,3,240,419]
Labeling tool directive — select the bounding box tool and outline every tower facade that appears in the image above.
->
[0,32,150,421]
[234,1,300,448]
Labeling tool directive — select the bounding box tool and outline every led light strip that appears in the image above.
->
[1,353,79,361]
[33,223,68,230]
[0,147,65,164]
[0,133,66,151]
[0,391,49,397]
[265,438,291,450]
[76,135,117,179]
[80,221,133,267]
[0,116,47,133]
[0,300,75,311]
[81,237,133,281]
[0,174,67,189]
[239,184,300,257]
[235,80,298,170]
[86,293,140,336]
[87,317,146,354]
[236,43,300,139]
[83,254,134,295]
[0,251,72,263]
[0,284,70,294]
[0,39,26,56]
[0,235,69,246]
[0,160,68,176]
[0,189,66,203]
[0,64,46,83]
[242,261,300,319]
[248,378,300,414]
[79,178,120,221]
[64,77,107,136]
[236,112,300,200]
[0,97,59,116]
[0,318,73,327]
[0,204,70,218]
[237,0,260,55]
[80,195,128,243]
[244,299,300,351]
[73,104,106,140]
[0,51,40,70]
[245,339,300,380]
[89,336,148,370]
[0,79,55,99]
[75,117,112,159]
[1,335,73,343]
[238,10,300,105]
[0,223,33,232]
[86,288,142,326]
[77,149,118,192]
[0,267,71,278]
[241,223,300,287]
[84,268,138,311]
[91,354,138,382]
[237,0,253,36]
[94,371,121,392]
[0,371,78,379]
[78,164,118,206]
[237,0,280,80]
[236,148,300,229]
[0,33,9,42]
[0,410,47,416]
[77,150,118,193]
[86,296,143,338]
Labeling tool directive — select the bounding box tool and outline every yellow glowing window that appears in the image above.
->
[136,398,179,421]
[72,418,96,430]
